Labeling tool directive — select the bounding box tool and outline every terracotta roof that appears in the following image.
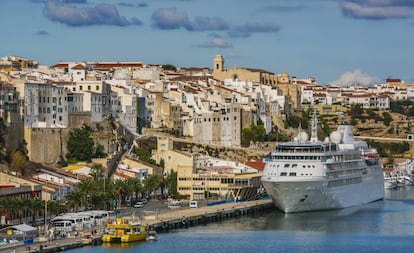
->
[244,67,274,75]
[50,63,69,68]
[386,78,401,83]
[71,64,86,70]
[93,62,142,68]
[244,159,266,171]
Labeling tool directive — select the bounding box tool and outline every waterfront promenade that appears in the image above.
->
[142,199,273,229]
[0,199,273,253]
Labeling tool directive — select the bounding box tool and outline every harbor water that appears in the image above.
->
[70,187,414,253]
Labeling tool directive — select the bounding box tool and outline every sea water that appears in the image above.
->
[68,187,414,253]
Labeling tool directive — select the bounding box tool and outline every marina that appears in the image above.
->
[18,186,413,253]
[0,199,273,252]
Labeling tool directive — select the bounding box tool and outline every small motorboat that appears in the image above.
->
[146,229,158,241]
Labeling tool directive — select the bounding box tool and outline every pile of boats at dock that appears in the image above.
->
[384,173,414,189]
[383,160,414,189]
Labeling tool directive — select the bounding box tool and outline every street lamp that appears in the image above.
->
[44,181,48,234]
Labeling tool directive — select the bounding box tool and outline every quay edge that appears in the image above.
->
[142,199,274,232]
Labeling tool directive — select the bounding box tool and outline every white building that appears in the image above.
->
[24,82,68,127]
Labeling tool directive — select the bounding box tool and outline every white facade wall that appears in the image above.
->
[347,96,370,108]
[260,116,272,134]
[69,63,86,82]
[182,114,194,137]
[81,92,92,112]
[90,92,104,122]
[407,88,414,100]
[133,67,160,81]
[302,89,314,103]
[195,156,258,173]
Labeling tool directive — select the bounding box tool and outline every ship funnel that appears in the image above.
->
[336,122,355,144]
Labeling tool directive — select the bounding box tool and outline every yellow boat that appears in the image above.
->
[102,217,147,243]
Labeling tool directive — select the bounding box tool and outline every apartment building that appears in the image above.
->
[152,137,193,175]
[24,82,68,128]
[193,101,241,147]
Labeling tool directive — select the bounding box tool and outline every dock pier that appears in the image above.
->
[143,199,274,232]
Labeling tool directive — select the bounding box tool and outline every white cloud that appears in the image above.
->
[194,38,233,48]
[331,70,379,86]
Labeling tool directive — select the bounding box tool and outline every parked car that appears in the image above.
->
[135,199,147,205]
[134,203,144,208]
[168,203,181,209]
[189,200,198,208]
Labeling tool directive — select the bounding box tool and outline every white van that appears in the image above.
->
[189,200,198,208]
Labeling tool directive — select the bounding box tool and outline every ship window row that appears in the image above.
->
[279,172,311,176]
[277,144,337,153]
[326,168,364,178]
[327,177,362,188]
[327,161,362,170]
[277,164,315,169]
[273,156,322,160]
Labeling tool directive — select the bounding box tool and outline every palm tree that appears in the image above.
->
[143,174,162,199]
[47,201,66,218]
[9,198,26,224]
[77,178,95,209]
[27,198,43,225]
[112,179,127,208]
[123,177,142,203]
[66,189,83,212]
[0,198,11,223]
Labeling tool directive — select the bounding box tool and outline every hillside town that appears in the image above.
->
[1,54,414,233]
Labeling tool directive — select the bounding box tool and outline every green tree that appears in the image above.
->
[251,124,266,143]
[161,64,177,72]
[66,125,95,162]
[350,103,364,115]
[10,150,29,175]
[165,170,178,197]
[382,112,393,127]
[94,143,106,158]
[241,128,253,147]
[134,147,156,164]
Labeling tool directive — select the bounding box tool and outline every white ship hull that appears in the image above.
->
[262,172,384,213]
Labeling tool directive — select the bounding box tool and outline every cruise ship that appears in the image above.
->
[262,112,385,213]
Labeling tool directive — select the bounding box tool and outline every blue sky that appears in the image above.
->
[1,0,414,85]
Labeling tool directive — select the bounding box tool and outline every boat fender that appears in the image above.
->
[181,217,187,225]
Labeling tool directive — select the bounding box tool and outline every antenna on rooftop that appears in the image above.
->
[310,108,318,142]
